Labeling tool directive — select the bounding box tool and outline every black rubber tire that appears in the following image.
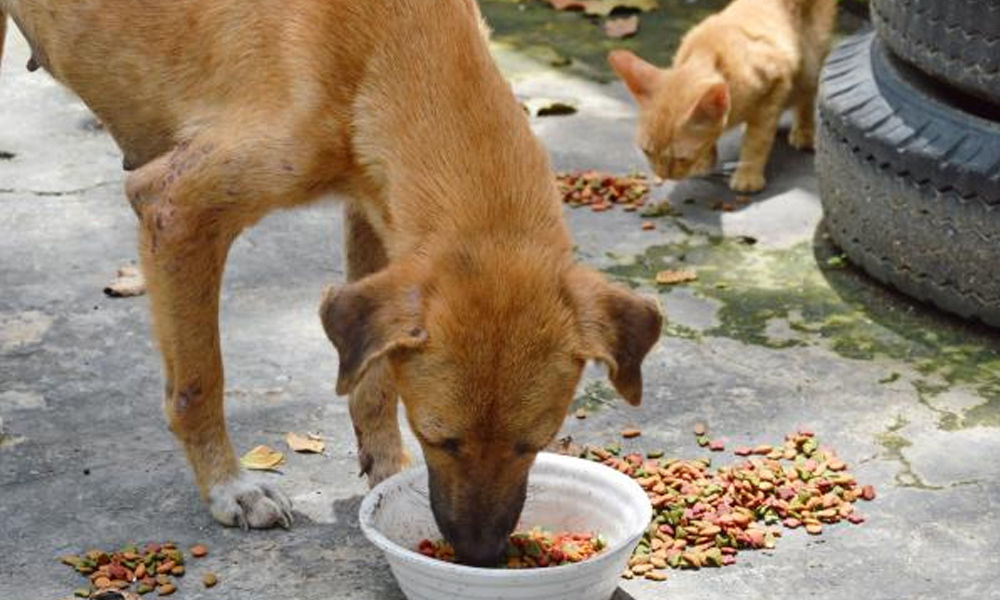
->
[817,31,1000,327]
[871,0,1000,103]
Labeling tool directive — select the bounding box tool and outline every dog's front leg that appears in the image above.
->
[127,131,308,529]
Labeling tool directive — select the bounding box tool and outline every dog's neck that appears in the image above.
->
[353,9,571,264]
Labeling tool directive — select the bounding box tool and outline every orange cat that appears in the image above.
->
[609,0,837,193]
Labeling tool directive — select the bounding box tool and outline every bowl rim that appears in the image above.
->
[358,452,652,579]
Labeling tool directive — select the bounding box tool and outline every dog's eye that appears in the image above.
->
[438,438,461,454]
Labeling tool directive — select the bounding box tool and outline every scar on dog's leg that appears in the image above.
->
[130,133,308,529]
[344,203,409,486]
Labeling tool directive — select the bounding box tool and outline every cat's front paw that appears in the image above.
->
[788,126,814,151]
[729,169,766,193]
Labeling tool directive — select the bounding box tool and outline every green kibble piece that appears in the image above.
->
[137,583,154,595]
[74,589,90,598]
[646,449,665,459]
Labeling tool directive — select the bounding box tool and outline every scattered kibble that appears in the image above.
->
[641,222,656,231]
[622,428,642,439]
[58,541,214,598]
[202,572,219,588]
[418,528,607,568]
[575,408,588,420]
[557,171,650,212]
[708,440,726,452]
[579,430,875,581]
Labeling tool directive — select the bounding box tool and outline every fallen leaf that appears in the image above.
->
[285,432,325,454]
[104,265,146,298]
[604,15,639,38]
[542,0,658,16]
[655,269,698,285]
[240,445,285,471]
[543,0,594,10]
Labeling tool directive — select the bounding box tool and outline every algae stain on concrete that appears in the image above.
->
[876,415,941,490]
[480,0,726,81]
[572,379,620,412]
[602,229,1000,429]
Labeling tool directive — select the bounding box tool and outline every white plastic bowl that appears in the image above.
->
[359,452,652,600]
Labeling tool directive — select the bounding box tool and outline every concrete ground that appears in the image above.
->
[2,18,999,600]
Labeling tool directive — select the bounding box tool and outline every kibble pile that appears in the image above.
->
[581,427,875,582]
[60,542,216,597]
[557,171,650,212]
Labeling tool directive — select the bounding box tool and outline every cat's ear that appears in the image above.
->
[608,50,662,104]
[689,82,730,126]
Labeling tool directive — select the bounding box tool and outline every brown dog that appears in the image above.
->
[1,0,662,565]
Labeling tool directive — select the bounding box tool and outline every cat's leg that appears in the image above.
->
[731,83,791,193]
[789,85,818,151]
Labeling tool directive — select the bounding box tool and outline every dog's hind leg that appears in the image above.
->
[342,202,409,487]
[127,125,315,529]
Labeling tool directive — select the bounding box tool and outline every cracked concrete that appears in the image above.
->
[2,12,999,600]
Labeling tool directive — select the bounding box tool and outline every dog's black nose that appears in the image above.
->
[452,536,507,568]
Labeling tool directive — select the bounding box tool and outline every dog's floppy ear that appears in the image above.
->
[319,270,427,395]
[564,267,664,406]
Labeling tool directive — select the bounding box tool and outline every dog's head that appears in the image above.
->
[320,247,662,566]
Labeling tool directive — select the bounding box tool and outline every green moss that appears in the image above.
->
[572,379,620,412]
[481,0,727,81]
[601,223,1000,429]
[875,415,940,489]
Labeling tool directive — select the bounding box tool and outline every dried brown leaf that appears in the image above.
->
[655,269,698,285]
[240,445,285,471]
[285,432,325,454]
[604,15,639,39]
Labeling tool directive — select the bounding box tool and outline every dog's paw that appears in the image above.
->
[208,472,293,530]
[729,169,766,194]
[788,126,814,151]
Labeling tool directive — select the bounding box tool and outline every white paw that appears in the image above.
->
[208,472,293,530]
[729,169,766,193]
[788,126,814,151]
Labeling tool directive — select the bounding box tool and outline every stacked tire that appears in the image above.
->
[816,1,1000,327]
